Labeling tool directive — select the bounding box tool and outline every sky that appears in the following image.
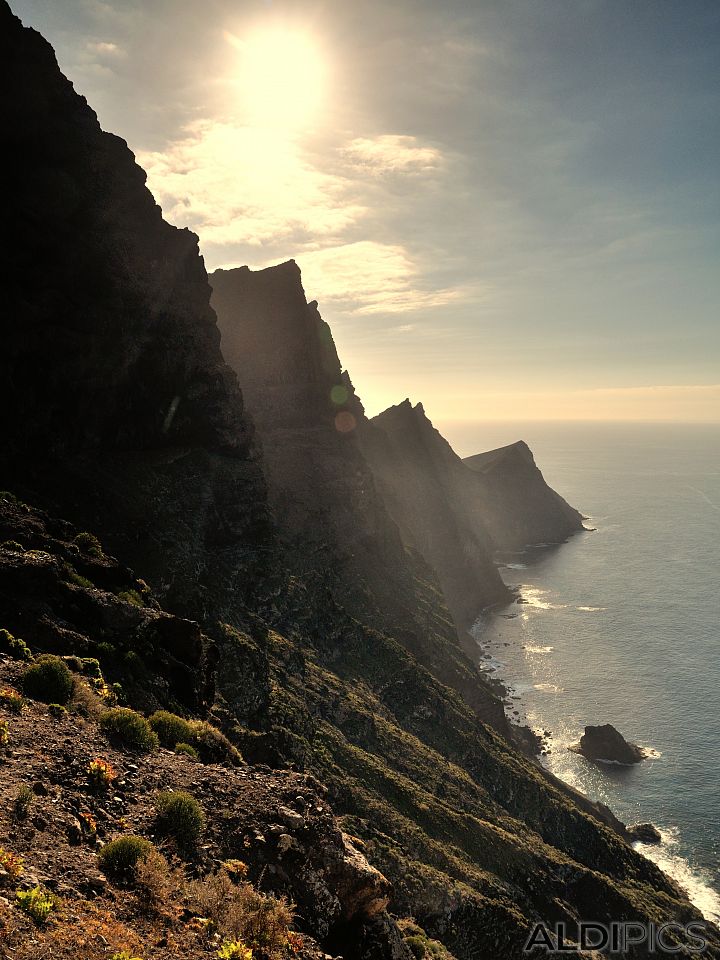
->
[12,0,720,422]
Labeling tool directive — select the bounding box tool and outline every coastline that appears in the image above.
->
[471,532,720,926]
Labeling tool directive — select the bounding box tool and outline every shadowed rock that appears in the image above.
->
[571,724,647,764]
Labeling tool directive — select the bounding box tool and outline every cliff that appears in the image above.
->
[359,403,583,630]
[358,400,511,629]
[0,0,268,620]
[2,3,718,957]
[464,441,584,551]
[210,264,508,732]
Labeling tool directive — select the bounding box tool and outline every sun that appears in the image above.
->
[226,26,327,130]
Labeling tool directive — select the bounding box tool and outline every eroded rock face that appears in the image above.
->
[210,263,410,609]
[210,264,509,733]
[358,400,511,628]
[1,2,249,459]
[464,440,584,551]
[571,724,647,764]
[0,1,268,614]
[359,402,584,631]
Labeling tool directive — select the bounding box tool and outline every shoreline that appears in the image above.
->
[471,552,720,925]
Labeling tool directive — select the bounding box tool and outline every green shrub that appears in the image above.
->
[16,886,55,924]
[217,942,253,960]
[73,531,103,557]
[149,710,194,749]
[406,937,427,959]
[190,720,243,766]
[0,629,32,661]
[48,702,67,719]
[154,790,205,847]
[0,719,8,745]
[96,642,118,662]
[99,708,158,752]
[65,566,94,589]
[0,687,24,713]
[117,589,143,607]
[22,655,74,704]
[174,742,199,759]
[1,540,25,552]
[98,835,154,882]
[13,785,34,820]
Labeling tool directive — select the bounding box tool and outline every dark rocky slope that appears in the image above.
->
[464,442,584,552]
[210,264,508,732]
[359,402,583,630]
[358,401,511,630]
[2,3,719,957]
[2,495,717,959]
[0,0,267,620]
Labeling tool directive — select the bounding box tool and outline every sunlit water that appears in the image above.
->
[440,421,720,922]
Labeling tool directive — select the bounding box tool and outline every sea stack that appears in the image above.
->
[571,724,647,764]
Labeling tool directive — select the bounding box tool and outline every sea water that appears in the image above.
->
[439,420,720,922]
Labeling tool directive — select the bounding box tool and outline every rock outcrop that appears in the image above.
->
[210,264,509,732]
[464,441,584,551]
[0,0,267,618]
[357,400,511,629]
[629,823,663,844]
[358,402,584,632]
[571,724,647,765]
[210,263,413,618]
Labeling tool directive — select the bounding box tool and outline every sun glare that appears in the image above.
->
[226,26,327,129]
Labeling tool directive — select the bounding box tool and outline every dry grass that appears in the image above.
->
[134,848,185,918]
[1,900,144,960]
[185,870,293,951]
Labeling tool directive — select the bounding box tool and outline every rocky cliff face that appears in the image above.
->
[358,400,512,630]
[464,441,584,551]
[1,7,248,461]
[210,264,509,732]
[0,0,268,617]
[210,263,411,612]
[359,402,583,630]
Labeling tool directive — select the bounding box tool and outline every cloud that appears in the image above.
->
[138,121,365,247]
[87,40,125,57]
[295,241,462,315]
[139,122,458,314]
[341,135,443,176]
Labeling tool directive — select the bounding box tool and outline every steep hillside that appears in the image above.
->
[464,441,584,551]
[360,402,583,630]
[210,264,508,732]
[358,401,511,629]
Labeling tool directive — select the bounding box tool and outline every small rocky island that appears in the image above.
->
[570,724,647,764]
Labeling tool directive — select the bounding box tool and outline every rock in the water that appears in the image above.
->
[570,724,646,764]
[629,823,662,844]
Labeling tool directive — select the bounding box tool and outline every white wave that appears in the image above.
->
[634,828,720,924]
[504,562,527,570]
[524,644,554,654]
[577,605,606,611]
[533,682,564,693]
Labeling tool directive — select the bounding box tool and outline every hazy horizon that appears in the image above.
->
[11,0,720,423]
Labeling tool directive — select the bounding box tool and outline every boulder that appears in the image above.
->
[629,823,662,844]
[570,724,646,764]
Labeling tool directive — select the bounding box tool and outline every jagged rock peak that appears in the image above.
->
[1,0,252,459]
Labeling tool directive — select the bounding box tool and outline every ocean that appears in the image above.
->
[439,420,720,922]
